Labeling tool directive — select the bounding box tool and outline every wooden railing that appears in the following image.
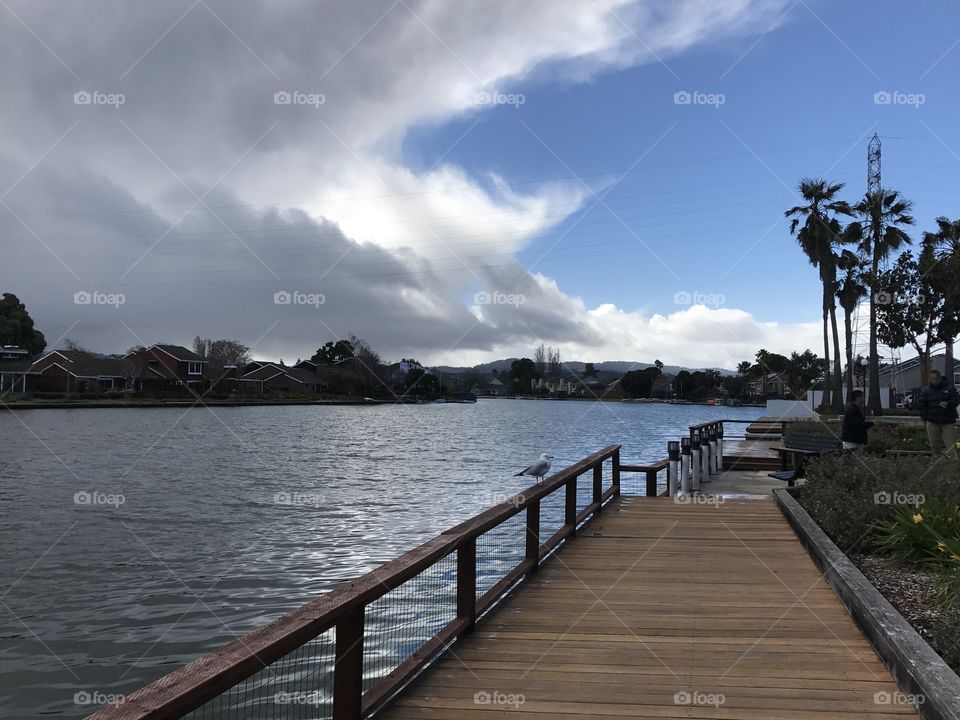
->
[85,445,621,720]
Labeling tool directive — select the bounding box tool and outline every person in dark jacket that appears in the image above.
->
[918,370,959,458]
[841,390,873,450]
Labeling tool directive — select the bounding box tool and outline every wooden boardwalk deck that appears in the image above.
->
[380,497,918,719]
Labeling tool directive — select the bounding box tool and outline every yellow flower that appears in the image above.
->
[951,555,960,562]
[912,513,923,524]
[938,542,947,552]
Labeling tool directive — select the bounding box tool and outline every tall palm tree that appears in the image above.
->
[836,247,867,400]
[921,216,960,376]
[785,178,853,412]
[736,360,752,377]
[852,189,914,414]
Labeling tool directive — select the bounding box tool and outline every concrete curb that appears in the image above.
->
[773,488,960,720]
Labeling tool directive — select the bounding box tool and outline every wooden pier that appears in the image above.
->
[380,496,917,719]
[85,423,922,720]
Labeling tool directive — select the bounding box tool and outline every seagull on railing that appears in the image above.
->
[514,453,554,484]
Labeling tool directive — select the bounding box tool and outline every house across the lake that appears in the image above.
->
[0,345,37,396]
[29,349,138,395]
[125,344,208,394]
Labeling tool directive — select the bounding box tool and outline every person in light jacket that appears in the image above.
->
[917,369,960,458]
[841,390,873,450]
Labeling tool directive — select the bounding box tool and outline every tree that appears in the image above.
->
[654,359,664,373]
[533,344,546,377]
[784,350,821,396]
[921,216,960,375]
[736,361,752,378]
[852,189,914,414]
[207,340,251,370]
[836,248,867,400]
[547,347,561,377]
[875,251,942,387]
[508,358,539,393]
[583,362,597,378]
[754,348,788,374]
[192,335,211,360]
[59,338,88,352]
[785,178,854,411]
[0,293,46,354]
[312,339,356,365]
[620,367,661,398]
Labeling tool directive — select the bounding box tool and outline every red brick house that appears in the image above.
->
[125,344,208,394]
[29,350,139,395]
[236,362,327,396]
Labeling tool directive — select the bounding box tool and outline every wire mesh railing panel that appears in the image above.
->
[538,487,566,539]
[475,510,526,597]
[361,551,457,693]
[618,466,667,496]
[182,629,335,720]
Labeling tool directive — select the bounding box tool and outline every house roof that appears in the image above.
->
[153,344,203,362]
[34,351,135,378]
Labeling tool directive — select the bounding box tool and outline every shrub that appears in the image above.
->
[796,454,960,551]
[872,501,960,563]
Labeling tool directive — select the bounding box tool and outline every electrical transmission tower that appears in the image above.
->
[867,133,881,194]
[851,134,883,385]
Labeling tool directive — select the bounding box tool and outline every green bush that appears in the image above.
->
[796,454,960,551]
[872,501,960,563]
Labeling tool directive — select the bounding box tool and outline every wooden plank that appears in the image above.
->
[376,497,922,720]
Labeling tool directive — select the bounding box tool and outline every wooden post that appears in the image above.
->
[612,449,621,497]
[526,500,541,570]
[667,441,680,497]
[716,422,724,471]
[457,540,476,635]
[709,424,719,475]
[592,462,603,510]
[565,476,578,534]
[333,606,365,720]
[701,428,711,481]
[690,430,701,492]
[680,436,691,495]
[645,469,658,497]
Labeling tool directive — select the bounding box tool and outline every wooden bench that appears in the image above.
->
[768,432,842,487]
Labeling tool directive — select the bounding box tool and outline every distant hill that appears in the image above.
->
[432,359,735,377]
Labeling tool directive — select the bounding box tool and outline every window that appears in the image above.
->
[187,362,203,375]
[954,371,960,386]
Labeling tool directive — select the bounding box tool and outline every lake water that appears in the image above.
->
[0,400,761,718]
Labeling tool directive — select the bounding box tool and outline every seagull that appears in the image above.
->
[514,453,554,484]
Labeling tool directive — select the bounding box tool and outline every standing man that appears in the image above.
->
[841,390,873,451]
[918,369,959,458]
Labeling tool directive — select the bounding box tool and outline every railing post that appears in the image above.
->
[700,428,711,482]
[565,476,578,535]
[645,469,658,497]
[667,441,680,497]
[526,499,540,570]
[716,422,724,471]
[709,424,719,475]
[612,449,621,497]
[690,430,701,492]
[680,436,691,495]
[457,540,477,635]
[592,462,603,510]
[333,606,365,720]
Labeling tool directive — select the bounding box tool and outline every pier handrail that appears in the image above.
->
[85,444,621,720]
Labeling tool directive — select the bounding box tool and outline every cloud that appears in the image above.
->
[0,0,799,367]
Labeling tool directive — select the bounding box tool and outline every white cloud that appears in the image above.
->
[0,0,804,367]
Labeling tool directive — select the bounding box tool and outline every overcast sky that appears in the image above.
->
[3,0,959,368]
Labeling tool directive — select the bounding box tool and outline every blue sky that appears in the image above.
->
[407,0,960,326]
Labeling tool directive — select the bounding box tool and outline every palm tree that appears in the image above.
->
[736,360,752,377]
[785,179,854,412]
[921,216,960,375]
[852,189,914,414]
[836,247,867,400]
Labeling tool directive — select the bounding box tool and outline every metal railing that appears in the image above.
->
[86,445,621,720]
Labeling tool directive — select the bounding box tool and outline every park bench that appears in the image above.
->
[768,432,842,487]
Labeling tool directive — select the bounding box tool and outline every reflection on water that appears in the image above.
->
[0,400,760,718]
